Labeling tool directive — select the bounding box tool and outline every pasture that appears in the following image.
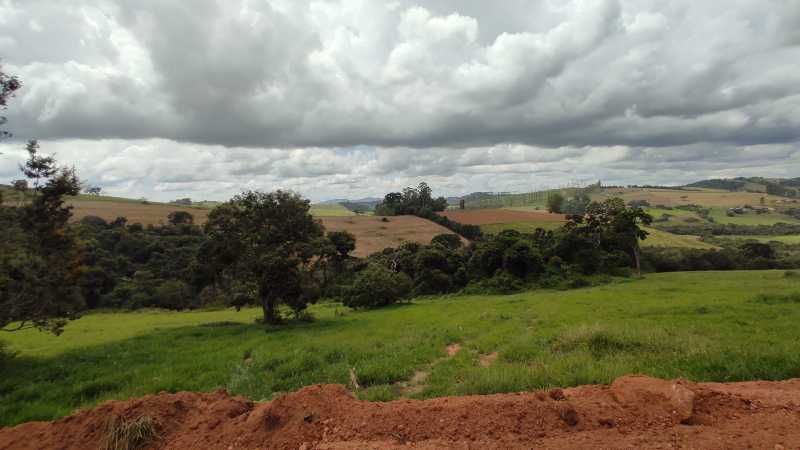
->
[439,208,565,225]
[320,215,464,257]
[593,187,792,208]
[640,227,718,249]
[2,270,798,426]
[708,208,800,226]
[57,197,355,225]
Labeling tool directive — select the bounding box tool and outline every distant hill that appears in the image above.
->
[685,177,800,198]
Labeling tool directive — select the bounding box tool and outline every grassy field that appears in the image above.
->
[708,208,800,226]
[481,221,565,233]
[309,203,355,217]
[2,270,799,426]
[593,187,792,208]
[641,227,719,249]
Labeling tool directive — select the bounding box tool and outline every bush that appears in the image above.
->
[154,280,193,310]
[343,264,413,308]
[465,270,524,295]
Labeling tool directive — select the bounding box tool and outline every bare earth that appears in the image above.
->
[3,375,800,450]
[439,208,566,225]
[320,216,467,257]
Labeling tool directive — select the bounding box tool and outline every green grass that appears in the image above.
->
[645,208,703,224]
[309,203,355,217]
[709,208,800,225]
[2,271,799,426]
[641,227,719,249]
[481,221,565,233]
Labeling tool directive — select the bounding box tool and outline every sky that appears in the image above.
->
[1,0,799,202]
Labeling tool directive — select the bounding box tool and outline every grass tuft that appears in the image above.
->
[101,415,159,450]
[751,292,800,305]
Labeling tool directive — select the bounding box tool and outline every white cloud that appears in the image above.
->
[0,0,798,200]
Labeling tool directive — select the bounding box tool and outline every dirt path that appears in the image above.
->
[2,375,800,449]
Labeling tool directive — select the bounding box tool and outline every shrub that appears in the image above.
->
[154,280,193,310]
[430,233,463,250]
[343,264,413,308]
[465,270,524,295]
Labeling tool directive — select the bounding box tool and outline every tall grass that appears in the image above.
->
[1,270,799,426]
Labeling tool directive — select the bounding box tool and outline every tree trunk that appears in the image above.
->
[261,297,279,324]
[633,244,642,278]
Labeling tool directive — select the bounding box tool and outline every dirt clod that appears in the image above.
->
[2,375,800,449]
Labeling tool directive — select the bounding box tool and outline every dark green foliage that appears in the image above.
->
[343,264,412,308]
[430,233,463,250]
[562,192,592,215]
[204,190,325,323]
[374,182,448,216]
[327,231,356,257]
[167,211,194,226]
[655,222,800,236]
[1,141,84,334]
[546,192,564,213]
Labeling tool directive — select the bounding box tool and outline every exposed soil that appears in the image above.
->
[320,216,468,257]
[478,352,498,368]
[438,208,566,225]
[3,375,800,450]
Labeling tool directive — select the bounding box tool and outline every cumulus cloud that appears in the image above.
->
[1,0,799,199]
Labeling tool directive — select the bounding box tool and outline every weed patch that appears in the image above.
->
[101,415,159,450]
[751,292,800,304]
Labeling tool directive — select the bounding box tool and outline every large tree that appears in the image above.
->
[204,190,325,323]
[1,141,85,334]
[581,198,653,277]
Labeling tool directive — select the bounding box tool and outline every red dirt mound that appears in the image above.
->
[2,375,800,449]
[438,208,566,225]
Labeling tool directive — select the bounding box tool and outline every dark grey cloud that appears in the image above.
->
[1,0,799,200]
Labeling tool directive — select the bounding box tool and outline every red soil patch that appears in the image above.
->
[3,375,800,449]
[320,216,468,257]
[439,208,566,225]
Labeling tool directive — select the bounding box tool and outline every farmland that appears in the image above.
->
[592,187,792,208]
[320,215,465,257]
[9,195,356,225]
[439,208,565,226]
[2,270,798,426]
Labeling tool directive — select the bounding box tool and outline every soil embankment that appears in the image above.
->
[2,375,800,449]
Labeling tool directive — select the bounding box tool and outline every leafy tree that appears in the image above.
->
[580,198,653,277]
[562,192,591,215]
[167,210,194,226]
[204,190,324,323]
[547,192,565,213]
[1,141,84,334]
[343,264,412,308]
[327,231,356,258]
[430,233,463,250]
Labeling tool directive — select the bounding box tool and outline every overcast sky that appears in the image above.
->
[1,0,799,202]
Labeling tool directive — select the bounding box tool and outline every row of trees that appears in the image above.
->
[373,182,482,239]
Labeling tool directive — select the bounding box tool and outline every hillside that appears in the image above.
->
[685,176,800,197]
[320,215,467,257]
